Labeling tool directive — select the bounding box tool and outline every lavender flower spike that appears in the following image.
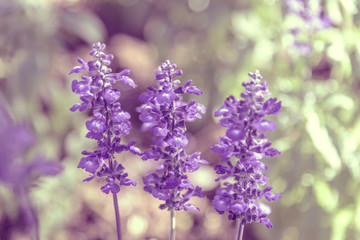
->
[70,42,140,240]
[211,70,282,236]
[137,60,208,239]
[0,104,62,240]
[70,42,140,193]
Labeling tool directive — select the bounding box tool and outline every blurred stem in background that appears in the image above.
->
[16,186,39,240]
[112,193,122,240]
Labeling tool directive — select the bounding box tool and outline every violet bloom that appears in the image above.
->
[0,104,62,240]
[69,42,140,194]
[286,0,331,55]
[137,60,207,214]
[0,104,62,186]
[211,71,282,235]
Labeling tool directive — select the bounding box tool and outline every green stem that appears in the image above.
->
[112,193,122,240]
[169,209,176,240]
[235,220,244,240]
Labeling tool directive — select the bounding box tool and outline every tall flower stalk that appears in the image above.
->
[211,71,282,239]
[0,104,62,240]
[137,60,208,240]
[69,42,141,240]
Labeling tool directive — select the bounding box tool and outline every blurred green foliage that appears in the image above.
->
[0,0,360,239]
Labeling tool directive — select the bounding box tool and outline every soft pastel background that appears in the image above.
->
[0,0,360,239]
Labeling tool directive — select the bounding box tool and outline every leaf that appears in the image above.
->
[59,10,106,44]
[313,179,338,213]
[339,0,358,15]
[331,207,353,240]
[324,93,354,111]
[304,107,342,174]
[326,0,342,25]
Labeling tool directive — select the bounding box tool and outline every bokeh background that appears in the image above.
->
[1,0,360,239]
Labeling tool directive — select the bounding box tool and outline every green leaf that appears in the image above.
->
[326,0,342,25]
[339,0,358,15]
[331,207,353,240]
[304,107,342,174]
[313,179,338,213]
[59,10,106,44]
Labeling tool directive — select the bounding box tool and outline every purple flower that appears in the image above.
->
[137,60,208,212]
[0,104,62,186]
[286,0,332,55]
[70,42,140,194]
[211,71,282,229]
[0,105,62,238]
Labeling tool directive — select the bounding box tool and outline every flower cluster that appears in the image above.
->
[70,42,141,194]
[211,71,282,228]
[286,0,331,55]
[0,104,62,186]
[137,60,208,211]
[0,104,62,239]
